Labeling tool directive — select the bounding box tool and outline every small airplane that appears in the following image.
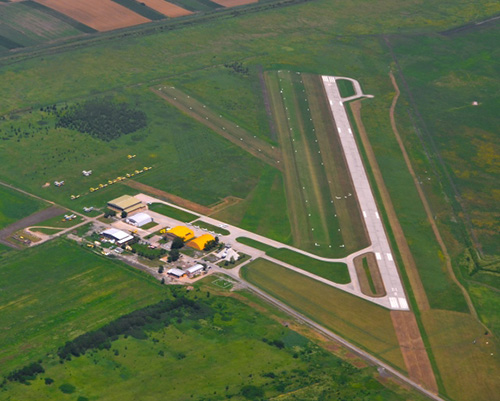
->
[54,180,65,187]
[82,170,92,176]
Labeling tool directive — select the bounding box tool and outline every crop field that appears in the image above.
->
[33,0,150,31]
[0,2,83,49]
[111,0,167,20]
[148,202,198,222]
[137,0,192,17]
[265,70,368,257]
[242,259,406,370]
[0,239,165,376]
[0,185,46,230]
[0,293,426,401]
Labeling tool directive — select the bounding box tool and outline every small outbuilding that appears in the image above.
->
[167,226,195,241]
[186,264,204,278]
[187,233,215,251]
[167,268,186,278]
[126,212,153,227]
[101,228,134,245]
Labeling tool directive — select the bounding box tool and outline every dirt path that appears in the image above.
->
[388,72,478,320]
[391,311,438,393]
[123,180,212,215]
[350,100,430,311]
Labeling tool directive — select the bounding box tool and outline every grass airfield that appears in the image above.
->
[0,0,498,400]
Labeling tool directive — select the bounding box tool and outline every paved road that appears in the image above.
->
[322,75,408,310]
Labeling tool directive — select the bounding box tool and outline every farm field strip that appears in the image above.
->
[138,0,192,17]
[322,75,408,311]
[152,85,283,169]
[33,0,151,32]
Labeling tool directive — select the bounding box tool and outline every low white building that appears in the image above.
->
[186,264,204,278]
[126,212,153,227]
[101,228,134,245]
[216,248,240,261]
[167,268,185,278]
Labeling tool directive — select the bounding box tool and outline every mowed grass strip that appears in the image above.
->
[237,238,350,284]
[266,70,348,257]
[148,202,198,222]
[151,86,282,170]
[0,239,165,376]
[193,220,229,235]
[0,185,47,230]
[303,74,369,253]
[242,259,406,371]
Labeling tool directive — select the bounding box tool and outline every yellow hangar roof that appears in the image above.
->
[167,226,195,241]
[187,234,215,251]
[108,195,142,211]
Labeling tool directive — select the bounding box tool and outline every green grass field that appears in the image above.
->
[148,202,198,222]
[0,239,165,376]
[0,87,267,210]
[0,185,47,230]
[241,259,406,371]
[0,292,427,401]
[237,237,350,283]
[212,166,292,243]
[34,213,84,229]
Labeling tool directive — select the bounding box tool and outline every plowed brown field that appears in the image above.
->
[211,0,258,7]
[140,0,192,17]
[33,0,150,31]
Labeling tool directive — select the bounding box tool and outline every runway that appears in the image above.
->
[322,75,409,310]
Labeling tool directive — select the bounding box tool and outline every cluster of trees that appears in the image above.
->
[131,243,166,260]
[55,99,147,141]
[57,296,212,360]
[166,236,185,262]
[6,362,44,384]
[103,210,116,218]
[224,61,249,75]
[203,237,219,251]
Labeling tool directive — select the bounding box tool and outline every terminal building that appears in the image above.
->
[107,195,144,215]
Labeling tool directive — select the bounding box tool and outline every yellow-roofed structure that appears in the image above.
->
[167,226,195,241]
[187,234,215,251]
[108,195,144,214]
